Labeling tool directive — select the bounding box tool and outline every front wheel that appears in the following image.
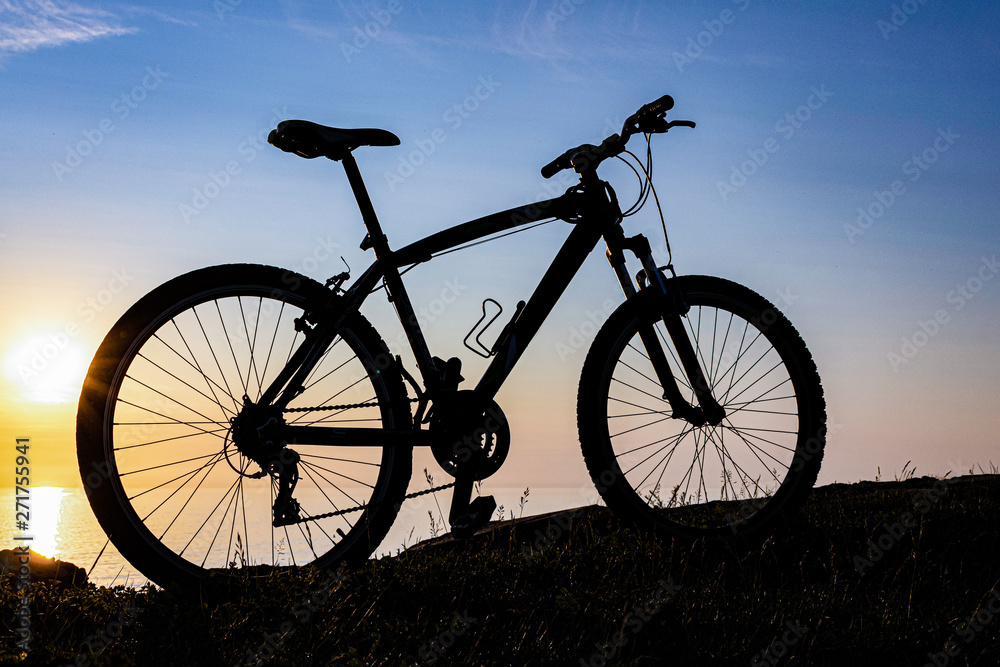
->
[578,275,826,540]
[77,264,412,590]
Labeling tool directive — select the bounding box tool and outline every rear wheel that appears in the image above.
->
[578,275,825,540]
[77,264,412,589]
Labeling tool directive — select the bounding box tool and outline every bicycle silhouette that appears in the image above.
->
[77,95,826,589]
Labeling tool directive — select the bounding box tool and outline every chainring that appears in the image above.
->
[429,390,510,480]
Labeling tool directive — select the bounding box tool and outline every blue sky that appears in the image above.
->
[1,0,998,492]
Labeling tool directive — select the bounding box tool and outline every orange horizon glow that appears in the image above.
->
[3,331,89,406]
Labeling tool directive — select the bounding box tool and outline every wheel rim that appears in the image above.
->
[603,293,807,531]
[102,284,401,576]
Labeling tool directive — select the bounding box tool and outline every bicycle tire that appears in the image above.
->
[578,275,825,540]
[77,264,412,589]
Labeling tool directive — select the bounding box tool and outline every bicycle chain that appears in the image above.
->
[279,398,445,525]
[282,398,417,413]
[291,481,456,523]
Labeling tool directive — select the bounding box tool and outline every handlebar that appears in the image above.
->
[541,95,695,179]
[540,140,614,179]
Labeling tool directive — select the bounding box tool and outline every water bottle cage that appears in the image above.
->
[463,298,525,358]
[463,299,504,358]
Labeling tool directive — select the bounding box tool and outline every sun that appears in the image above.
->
[3,332,90,404]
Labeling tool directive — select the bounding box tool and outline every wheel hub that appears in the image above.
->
[229,395,283,467]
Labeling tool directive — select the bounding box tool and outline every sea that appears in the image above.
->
[3,486,598,588]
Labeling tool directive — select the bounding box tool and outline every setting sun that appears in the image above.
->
[3,332,89,404]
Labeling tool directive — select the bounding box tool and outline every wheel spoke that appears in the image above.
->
[115,427,230,452]
[115,398,227,441]
[585,279,823,535]
[258,300,287,400]
[82,268,411,587]
[157,325,240,417]
[609,414,672,439]
[192,306,242,412]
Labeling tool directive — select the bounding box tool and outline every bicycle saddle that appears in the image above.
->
[268,120,400,161]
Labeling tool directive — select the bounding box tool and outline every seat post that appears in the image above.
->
[340,152,390,256]
[339,151,441,383]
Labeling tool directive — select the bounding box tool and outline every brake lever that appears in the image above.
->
[631,118,696,135]
[640,117,670,133]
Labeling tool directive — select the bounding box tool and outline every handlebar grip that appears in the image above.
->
[637,95,674,121]
[541,152,570,178]
[668,120,696,129]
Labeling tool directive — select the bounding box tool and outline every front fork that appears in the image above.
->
[605,229,725,427]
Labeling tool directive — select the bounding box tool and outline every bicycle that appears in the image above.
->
[76,95,826,590]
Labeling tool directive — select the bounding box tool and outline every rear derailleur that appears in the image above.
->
[227,395,302,528]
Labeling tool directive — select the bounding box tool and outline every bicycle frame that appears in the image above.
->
[75,97,828,591]
[259,153,718,450]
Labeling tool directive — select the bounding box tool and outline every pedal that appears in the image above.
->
[449,495,497,539]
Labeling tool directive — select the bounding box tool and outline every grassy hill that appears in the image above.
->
[3,474,1000,666]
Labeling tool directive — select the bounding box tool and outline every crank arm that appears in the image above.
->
[448,474,496,538]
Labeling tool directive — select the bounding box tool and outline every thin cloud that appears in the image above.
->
[0,0,138,54]
[121,5,197,28]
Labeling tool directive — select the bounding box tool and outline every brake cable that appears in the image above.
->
[428,217,558,259]
[616,132,673,266]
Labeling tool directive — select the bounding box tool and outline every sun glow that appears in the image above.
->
[23,487,66,559]
[3,333,89,404]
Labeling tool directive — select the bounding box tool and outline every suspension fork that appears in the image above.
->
[604,227,725,426]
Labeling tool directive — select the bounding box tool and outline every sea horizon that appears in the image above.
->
[3,485,601,588]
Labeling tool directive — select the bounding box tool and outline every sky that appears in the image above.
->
[1,0,998,497]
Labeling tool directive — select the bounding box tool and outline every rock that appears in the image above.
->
[1,548,88,587]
